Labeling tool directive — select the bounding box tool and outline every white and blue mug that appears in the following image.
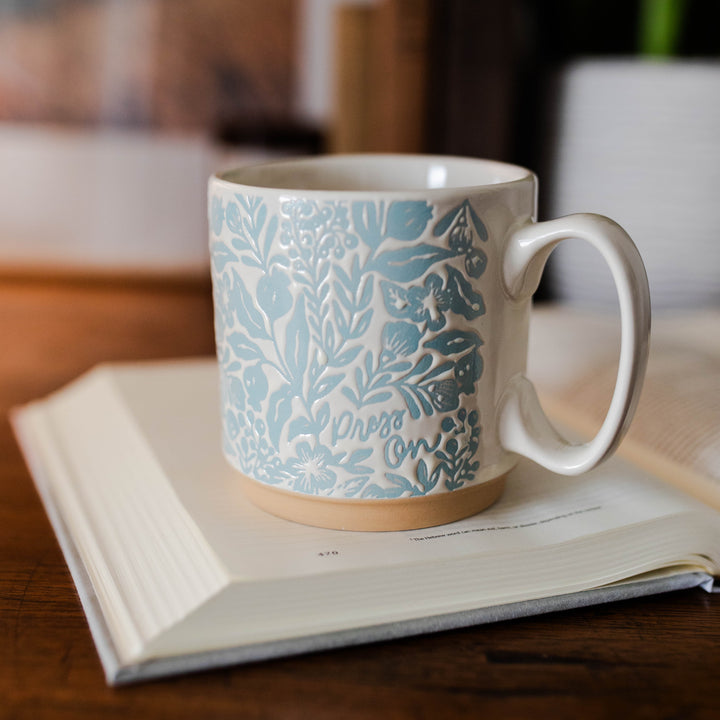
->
[208,155,650,530]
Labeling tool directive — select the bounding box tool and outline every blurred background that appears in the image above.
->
[0,0,718,307]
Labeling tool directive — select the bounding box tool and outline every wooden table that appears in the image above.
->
[2,278,719,719]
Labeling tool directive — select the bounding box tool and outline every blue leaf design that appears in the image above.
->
[421,360,455,381]
[287,416,314,441]
[364,351,374,377]
[316,402,331,431]
[344,447,374,475]
[352,309,373,338]
[257,267,293,321]
[385,201,433,241]
[341,386,361,408]
[333,281,355,312]
[352,201,384,249]
[227,333,264,361]
[467,202,488,241]
[225,201,243,234]
[324,322,335,351]
[311,373,344,401]
[405,353,433,378]
[365,391,393,405]
[433,203,463,237]
[351,255,361,284]
[231,235,253,252]
[384,361,413,373]
[380,280,412,319]
[370,244,457,282]
[267,385,294,448]
[444,265,485,319]
[358,276,374,310]
[334,264,354,290]
[255,204,267,238]
[285,294,310,380]
[417,459,435,492]
[241,256,263,269]
[398,386,421,419]
[348,448,372,464]
[263,214,278,258]
[269,254,290,268]
[414,387,435,415]
[332,345,362,367]
[211,241,237,272]
[424,330,483,355]
[231,271,270,339]
[333,301,349,338]
[364,473,421,499]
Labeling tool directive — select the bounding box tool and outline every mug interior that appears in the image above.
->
[217,154,532,193]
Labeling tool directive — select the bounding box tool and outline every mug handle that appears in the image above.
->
[498,213,651,475]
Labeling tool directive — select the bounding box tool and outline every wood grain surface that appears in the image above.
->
[1,279,719,719]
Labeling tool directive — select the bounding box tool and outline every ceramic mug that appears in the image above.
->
[208,155,650,531]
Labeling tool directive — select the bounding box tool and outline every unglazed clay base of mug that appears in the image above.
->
[238,473,507,531]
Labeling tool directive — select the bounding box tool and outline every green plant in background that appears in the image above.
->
[638,0,687,55]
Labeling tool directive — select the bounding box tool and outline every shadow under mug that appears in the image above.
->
[208,154,650,531]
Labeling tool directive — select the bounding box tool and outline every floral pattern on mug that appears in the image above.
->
[210,193,489,499]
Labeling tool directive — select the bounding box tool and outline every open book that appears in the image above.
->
[528,307,720,510]
[11,310,720,685]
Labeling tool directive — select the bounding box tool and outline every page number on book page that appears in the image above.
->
[318,550,340,557]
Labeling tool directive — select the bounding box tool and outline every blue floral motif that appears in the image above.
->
[425,379,460,412]
[408,274,450,330]
[381,273,449,330]
[211,191,490,499]
[381,322,422,359]
[433,408,481,490]
[434,200,487,280]
[285,441,338,495]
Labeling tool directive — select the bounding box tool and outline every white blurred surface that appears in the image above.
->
[548,59,720,311]
[0,125,273,275]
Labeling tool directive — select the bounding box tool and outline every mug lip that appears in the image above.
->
[211,153,535,197]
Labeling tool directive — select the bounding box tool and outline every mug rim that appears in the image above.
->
[211,153,535,197]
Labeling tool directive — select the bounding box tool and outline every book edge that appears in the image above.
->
[11,406,124,685]
[112,570,712,686]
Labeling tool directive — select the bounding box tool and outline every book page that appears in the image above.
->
[528,308,720,508]
[113,360,713,582]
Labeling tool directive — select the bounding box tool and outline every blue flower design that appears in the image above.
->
[381,273,450,331]
[407,274,450,330]
[210,195,224,236]
[381,321,422,359]
[448,220,473,252]
[425,379,460,412]
[243,365,268,411]
[257,267,293,320]
[286,442,338,494]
